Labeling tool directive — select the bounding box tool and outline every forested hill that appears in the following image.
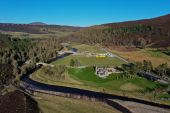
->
[0,23,82,34]
[68,14,170,48]
[0,33,63,93]
[103,14,170,27]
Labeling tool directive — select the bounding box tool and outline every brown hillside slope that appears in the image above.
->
[69,14,170,48]
[104,14,170,27]
[0,90,40,113]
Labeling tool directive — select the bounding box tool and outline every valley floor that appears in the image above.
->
[29,43,170,113]
[34,93,120,113]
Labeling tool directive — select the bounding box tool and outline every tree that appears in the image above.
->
[74,59,81,67]
[20,65,27,75]
[155,63,168,78]
[135,61,143,70]
[167,68,170,78]
[2,53,7,64]
[12,59,18,76]
[143,60,153,72]
[129,64,138,75]
[0,64,15,88]
[70,59,75,67]
[0,54,2,64]
[121,64,131,78]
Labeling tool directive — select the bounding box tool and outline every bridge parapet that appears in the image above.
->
[36,62,54,67]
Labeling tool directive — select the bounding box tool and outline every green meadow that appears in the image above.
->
[52,55,125,66]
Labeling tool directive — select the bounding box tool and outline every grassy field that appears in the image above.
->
[52,55,125,66]
[31,68,109,93]
[2,31,73,39]
[69,67,170,104]
[34,93,120,113]
[110,48,170,67]
[70,43,170,67]
[31,66,170,105]
[31,44,170,104]
[52,43,126,66]
[68,67,166,92]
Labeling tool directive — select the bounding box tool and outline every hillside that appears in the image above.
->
[0,90,40,113]
[0,23,82,34]
[103,14,170,27]
[68,14,170,48]
[29,22,47,25]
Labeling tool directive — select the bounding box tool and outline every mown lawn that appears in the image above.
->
[69,67,119,83]
[52,55,125,66]
[68,67,167,92]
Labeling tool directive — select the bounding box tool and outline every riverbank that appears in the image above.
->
[20,50,170,113]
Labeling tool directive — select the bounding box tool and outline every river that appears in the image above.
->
[21,52,170,110]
